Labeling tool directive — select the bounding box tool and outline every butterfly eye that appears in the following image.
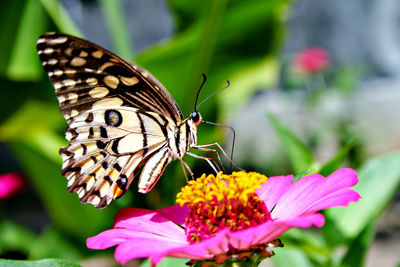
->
[105,110,122,127]
[191,111,201,124]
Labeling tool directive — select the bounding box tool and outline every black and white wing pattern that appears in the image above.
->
[36,33,186,208]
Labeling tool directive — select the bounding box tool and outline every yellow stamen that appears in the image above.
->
[176,171,270,243]
[177,171,268,207]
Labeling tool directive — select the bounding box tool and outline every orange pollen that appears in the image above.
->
[176,171,271,243]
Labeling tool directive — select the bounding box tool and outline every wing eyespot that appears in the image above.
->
[105,109,122,127]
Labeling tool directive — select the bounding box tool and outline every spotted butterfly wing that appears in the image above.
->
[36,33,198,208]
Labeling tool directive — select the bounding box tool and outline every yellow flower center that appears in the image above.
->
[177,171,270,243]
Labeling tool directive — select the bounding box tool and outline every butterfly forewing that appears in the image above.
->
[36,32,183,122]
[36,33,186,208]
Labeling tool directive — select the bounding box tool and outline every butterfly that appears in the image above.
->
[36,32,221,208]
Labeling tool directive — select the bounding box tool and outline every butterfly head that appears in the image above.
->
[190,111,202,126]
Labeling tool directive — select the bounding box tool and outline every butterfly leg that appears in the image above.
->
[186,152,221,175]
[190,146,226,173]
[180,159,194,181]
[192,142,243,171]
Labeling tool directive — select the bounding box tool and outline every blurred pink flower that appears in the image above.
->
[0,173,25,199]
[291,47,331,74]
[87,169,359,266]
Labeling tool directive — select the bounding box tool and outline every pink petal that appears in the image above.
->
[177,212,325,258]
[228,222,274,247]
[143,230,232,265]
[256,175,293,210]
[87,228,186,250]
[157,204,189,225]
[236,213,324,244]
[272,168,358,220]
[115,238,187,264]
[0,173,25,199]
[292,47,331,73]
[253,214,325,245]
[113,207,185,238]
[87,229,136,249]
[163,229,231,260]
[88,208,189,265]
[323,168,358,188]
[307,189,361,212]
[281,213,325,227]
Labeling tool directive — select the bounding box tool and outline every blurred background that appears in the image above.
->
[0,0,399,266]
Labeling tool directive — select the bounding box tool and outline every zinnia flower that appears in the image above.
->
[291,47,331,74]
[0,173,25,199]
[87,169,359,266]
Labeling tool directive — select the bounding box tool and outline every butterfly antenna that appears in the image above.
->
[194,73,207,112]
[202,120,237,172]
[196,80,230,111]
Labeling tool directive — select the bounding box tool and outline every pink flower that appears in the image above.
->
[0,173,25,199]
[291,47,331,74]
[87,169,359,266]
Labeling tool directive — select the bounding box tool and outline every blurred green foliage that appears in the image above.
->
[0,258,81,267]
[268,113,315,174]
[0,0,290,264]
[0,0,399,266]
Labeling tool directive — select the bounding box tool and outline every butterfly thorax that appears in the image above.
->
[172,114,200,160]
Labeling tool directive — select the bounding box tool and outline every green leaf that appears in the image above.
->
[140,257,188,267]
[99,0,133,59]
[184,0,228,99]
[22,130,67,164]
[319,138,356,177]
[267,113,314,174]
[0,101,64,142]
[29,227,84,260]
[333,65,361,95]
[168,0,208,32]
[219,57,279,118]
[280,228,330,265]
[321,217,346,248]
[6,0,47,81]
[0,220,36,256]
[0,258,81,267]
[0,0,25,75]
[2,0,81,80]
[339,222,376,267]
[326,151,400,239]
[270,247,312,267]
[0,101,66,163]
[39,0,82,36]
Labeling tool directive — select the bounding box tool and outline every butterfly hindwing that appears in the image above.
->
[59,107,174,208]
